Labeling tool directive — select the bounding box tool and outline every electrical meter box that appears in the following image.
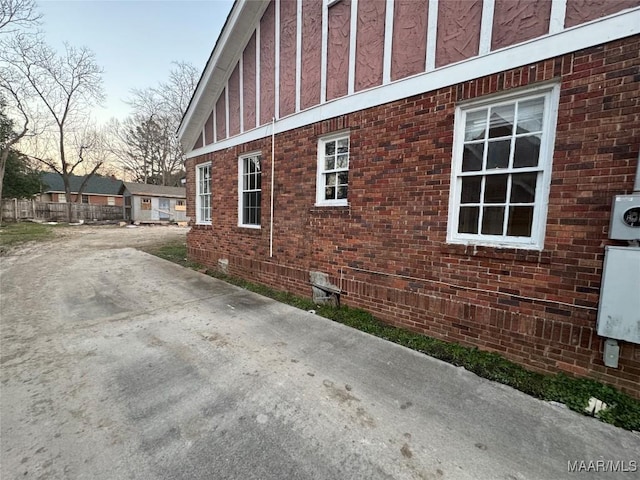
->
[596,246,640,344]
[609,194,640,240]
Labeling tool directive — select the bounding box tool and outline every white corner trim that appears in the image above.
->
[295,0,302,112]
[225,81,230,138]
[383,0,394,84]
[321,1,328,104]
[426,0,438,71]
[275,0,281,120]
[479,0,495,55]
[256,23,261,128]
[185,7,640,159]
[239,53,244,133]
[549,0,567,35]
[348,0,358,95]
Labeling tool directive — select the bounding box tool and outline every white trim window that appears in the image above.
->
[316,132,349,206]
[238,153,262,228]
[447,84,559,250]
[196,162,212,224]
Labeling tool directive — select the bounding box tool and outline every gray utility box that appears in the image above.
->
[596,246,640,344]
[609,194,640,240]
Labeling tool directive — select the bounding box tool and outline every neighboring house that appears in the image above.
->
[39,172,124,206]
[120,182,187,223]
[178,1,640,398]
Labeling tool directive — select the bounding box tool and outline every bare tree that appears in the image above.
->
[114,62,197,186]
[0,0,40,204]
[156,61,199,125]
[3,33,104,208]
[0,0,41,34]
[0,89,28,202]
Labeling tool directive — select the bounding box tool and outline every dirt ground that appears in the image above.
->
[1,224,188,258]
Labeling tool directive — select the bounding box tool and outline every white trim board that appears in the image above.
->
[185,8,640,159]
[178,2,268,141]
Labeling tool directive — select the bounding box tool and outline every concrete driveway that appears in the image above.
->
[1,226,638,480]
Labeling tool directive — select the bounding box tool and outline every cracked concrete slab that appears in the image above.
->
[1,226,638,479]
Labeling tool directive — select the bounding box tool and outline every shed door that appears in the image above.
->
[158,198,170,220]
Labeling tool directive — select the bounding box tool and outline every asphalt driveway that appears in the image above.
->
[1,226,638,479]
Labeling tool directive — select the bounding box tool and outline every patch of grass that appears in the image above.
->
[0,221,56,252]
[146,242,640,432]
[141,241,204,269]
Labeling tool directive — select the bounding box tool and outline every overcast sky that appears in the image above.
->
[38,0,234,123]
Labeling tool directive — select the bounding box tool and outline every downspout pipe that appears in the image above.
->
[270,117,275,258]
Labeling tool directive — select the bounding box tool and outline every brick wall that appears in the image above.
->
[55,193,123,206]
[185,35,640,398]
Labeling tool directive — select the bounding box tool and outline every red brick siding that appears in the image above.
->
[55,193,123,206]
[185,36,640,398]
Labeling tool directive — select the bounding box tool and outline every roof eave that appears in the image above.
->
[177,0,269,152]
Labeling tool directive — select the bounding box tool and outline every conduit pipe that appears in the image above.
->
[339,264,598,311]
[635,150,640,192]
[270,117,276,258]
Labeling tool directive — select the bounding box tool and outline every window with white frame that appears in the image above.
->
[107,196,115,206]
[238,153,262,227]
[196,162,212,224]
[447,85,559,249]
[316,133,349,206]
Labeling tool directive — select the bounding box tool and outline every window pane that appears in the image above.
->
[465,109,487,141]
[242,192,261,225]
[486,139,510,169]
[513,135,540,168]
[458,206,479,234]
[325,186,336,200]
[255,192,262,224]
[337,172,348,185]
[325,172,336,186]
[507,206,533,236]
[325,141,335,156]
[325,156,335,170]
[517,98,544,134]
[337,186,348,199]
[510,173,537,203]
[336,154,348,169]
[243,193,251,223]
[481,206,505,235]
[489,104,514,138]
[484,174,508,203]
[461,176,481,203]
[337,138,349,153]
[462,143,483,172]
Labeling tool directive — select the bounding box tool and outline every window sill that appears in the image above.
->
[238,224,261,230]
[309,204,350,214]
[313,202,349,208]
[442,242,552,264]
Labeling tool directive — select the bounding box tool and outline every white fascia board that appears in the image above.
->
[185,7,640,159]
[178,0,269,148]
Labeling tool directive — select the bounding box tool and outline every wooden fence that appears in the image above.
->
[1,199,125,222]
